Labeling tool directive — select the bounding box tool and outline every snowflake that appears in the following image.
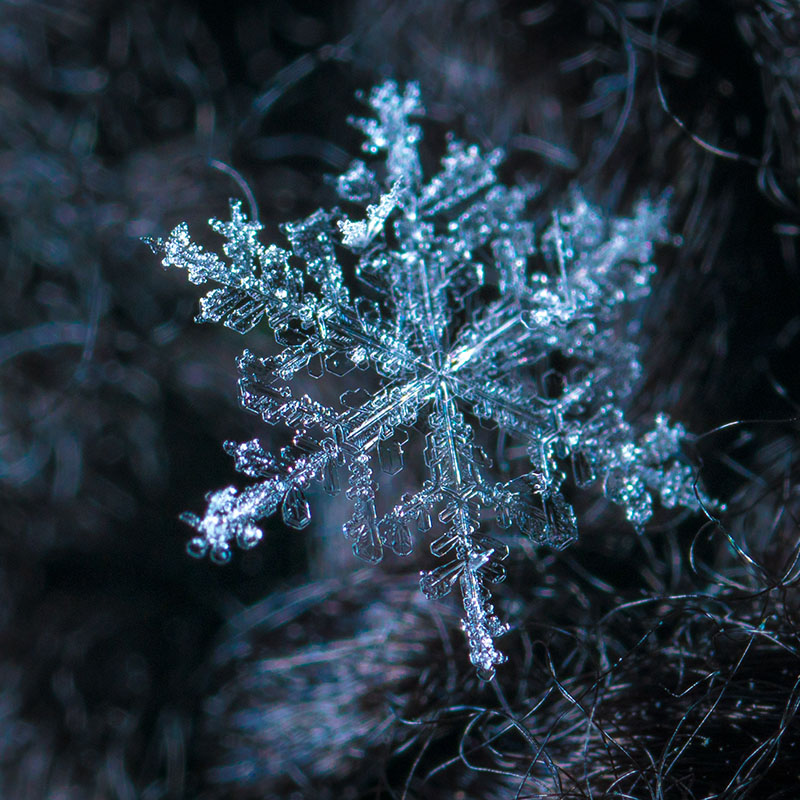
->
[149,82,710,678]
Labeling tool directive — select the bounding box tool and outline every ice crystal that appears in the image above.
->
[150,82,708,678]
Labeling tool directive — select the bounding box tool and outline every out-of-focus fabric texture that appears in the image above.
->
[1,1,798,797]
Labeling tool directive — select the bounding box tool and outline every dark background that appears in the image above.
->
[1,1,799,797]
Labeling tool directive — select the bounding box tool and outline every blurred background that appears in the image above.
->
[1,1,799,797]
